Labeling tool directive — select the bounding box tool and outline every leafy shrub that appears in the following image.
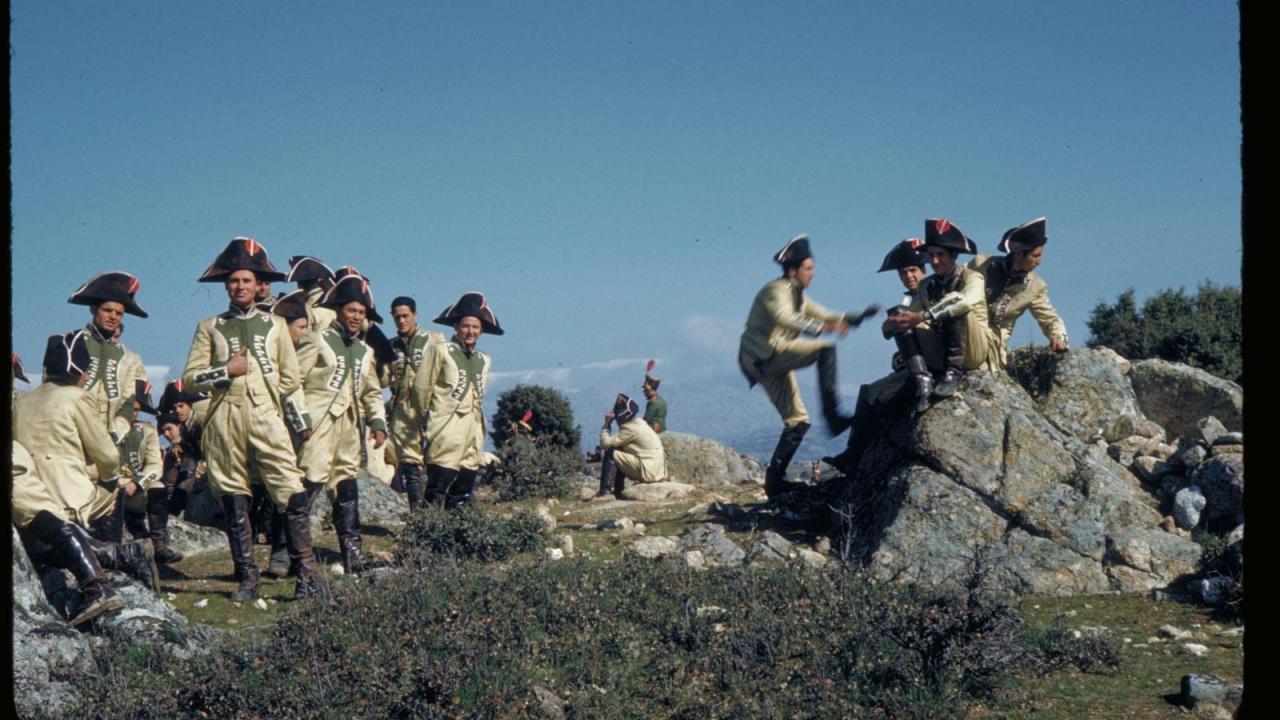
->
[1087,283,1242,384]
[490,384,581,449]
[486,436,584,501]
[1195,530,1244,623]
[398,504,549,562]
[1026,620,1122,673]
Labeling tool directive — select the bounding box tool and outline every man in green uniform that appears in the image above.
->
[64,271,150,442]
[969,217,1069,364]
[738,235,879,498]
[888,218,992,412]
[413,292,502,509]
[386,295,445,511]
[598,393,667,498]
[182,237,321,601]
[295,273,389,573]
[641,359,667,433]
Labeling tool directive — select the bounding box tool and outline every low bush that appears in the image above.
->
[1195,530,1244,623]
[1025,621,1122,673]
[397,504,549,562]
[486,436,584,501]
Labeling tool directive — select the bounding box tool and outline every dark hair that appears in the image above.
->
[391,296,417,312]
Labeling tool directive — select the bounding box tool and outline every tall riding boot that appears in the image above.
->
[425,465,457,509]
[764,421,810,499]
[249,485,274,545]
[265,507,291,577]
[597,450,617,497]
[124,506,150,542]
[73,524,160,593]
[146,488,184,564]
[284,491,322,600]
[932,317,968,399]
[611,463,627,499]
[89,490,127,543]
[445,469,477,510]
[26,512,125,626]
[403,463,427,512]
[220,494,259,603]
[905,354,935,414]
[817,346,852,436]
[332,479,368,574]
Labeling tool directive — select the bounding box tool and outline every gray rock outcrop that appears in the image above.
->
[660,432,765,486]
[1130,360,1242,438]
[1008,347,1145,442]
[309,471,409,529]
[1190,454,1244,531]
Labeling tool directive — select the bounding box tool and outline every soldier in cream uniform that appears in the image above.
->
[63,271,150,442]
[969,217,1069,366]
[287,255,338,333]
[413,292,502,509]
[182,237,320,601]
[597,394,667,498]
[386,295,445,511]
[295,273,388,573]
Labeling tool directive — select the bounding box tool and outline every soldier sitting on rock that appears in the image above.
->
[968,217,1069,365]
[597,393,668,499]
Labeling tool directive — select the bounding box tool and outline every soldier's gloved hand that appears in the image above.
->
[845,304,883,328]
[1050,337,1069,353]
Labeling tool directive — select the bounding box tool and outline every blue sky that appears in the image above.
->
[10,1,1240,443]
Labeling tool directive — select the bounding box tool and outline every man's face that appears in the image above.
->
[288,317,310,345]
[174,401,192,422]
[392,305,417,336]
[161,422,182,444]
[1011,246,1045,274]
[225,270,258,307]
[789,258,816,289]
[455,316,482,347]
[926,248,955,275]
[92,301,126,335]
[897,266,926,292]
[256,279,272,301]
[643,384,656,399]
[340,302,367,334]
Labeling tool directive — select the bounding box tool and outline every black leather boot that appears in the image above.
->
[265,507,291,578]
[817,346,852,436]
[905,355,935,413]
[146,488,184,563]
[425,465,457,509]
[27,512,124,626]
[332,479,368,574]
[74,524,159,593]
[764,421,810,499]
[89,491,127,543]
[611,463,627,499]
[124,505,150,541]
[220,494,259,603]
[597,450,617,498]
[445,469,477,510]
[285,491,323,600]
[933,315,968,399]
[402,463,427,512]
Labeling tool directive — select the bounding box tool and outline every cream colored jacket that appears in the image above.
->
[740,278,844,361]
[296,325,387,433]
[599,418,668,483]
[969,254,1068,366]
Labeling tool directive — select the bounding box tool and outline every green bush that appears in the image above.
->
[1026,620,1122,673]
[1086,283,1242,384]
[486,436,584,501]
[398,504,549,562]
[1195,531,1244,623]
[490,384,581,449]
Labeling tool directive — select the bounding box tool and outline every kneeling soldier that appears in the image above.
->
[296,273,388,574]
[598,393,667,498]
[182,237,320,601]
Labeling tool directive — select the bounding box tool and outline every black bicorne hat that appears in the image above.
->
[43,331,91,385]
[321,274,375,311]
[612,393,640,424]
[13,352,30,384]
[271,289,310,323]
[287,255,336,284]
[433,292,504,335]
[923,219,977,254]
[877,238,928,272]
[68,271,149,318]
[998,217,1048,254]
[197,237,288,283]
[363,324,398,364]
[331,267,384,324]
[157,409,183,427]
[158,380,207,415]
[135,379,159,415]
[773,234,813,267]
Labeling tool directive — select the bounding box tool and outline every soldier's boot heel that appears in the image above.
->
[932,369,963,399]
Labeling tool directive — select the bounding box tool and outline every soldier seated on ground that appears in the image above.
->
[596,394,667,499]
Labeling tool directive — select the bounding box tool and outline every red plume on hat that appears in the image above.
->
[643,359,661,390]
[877,238,929,273]
[923,218,977,254]
[67,271,149,318]
[197,237,287,283]
[433,291,504,335]
[518,409,534,431]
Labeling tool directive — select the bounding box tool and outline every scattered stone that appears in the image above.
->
[1212,432,1243,446]
[1181,643,1208,657]
[557,534,574,555]
[1079,625,1110,638]
[695,605,725,617]
[1196,417,1228,446]
[597,517,635,531]
[545,548,564,561]
[165,516,229,557]
[1197,577,1232,605]
[330,563,346,577]
[815,537,831,554]
[619,481,696,502]
[531,685,566,720]
[166,593,177,601]
[1191,455,1244,530]
[1146,637,1162,644]
[747,531,795,563]
[578,487,598,501]
[797,548,828,569]
[677,525,746,567]
[1159,625,1192,640]
[193,599,209,609]
[628,536,678,559]
[682,550,706,571]
[253,598,268,610]
[1174,441,1208,470]
[1219,626,1244,638]
[633,523,646,534]
[308,471,408,528]
[1173,486,1207,530]
[1107,446,1136,468]
[1131,456,1171,484]
[1129,360,1242,438]
[1226,524,1243,546]
[1148,442,1178,461]
[533,505,557,532]
[1134,418,1167,442]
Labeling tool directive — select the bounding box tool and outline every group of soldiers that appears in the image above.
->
[12,237,505,625]
[739,217,1068,497]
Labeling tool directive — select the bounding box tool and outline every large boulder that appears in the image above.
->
[840,371,1201,595]
[1130,360,1243,439]
[1191,453,1244,531]
[660,432,766,486]
[1008,347,1145,443]
[309,471,409,529]
[166,516,229,557]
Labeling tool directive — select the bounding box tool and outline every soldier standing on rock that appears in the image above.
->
[597,393,668,498]
[385,295,445,511]
[737,234,879,498]
[181,237,321,601]
[968,217,1069,365]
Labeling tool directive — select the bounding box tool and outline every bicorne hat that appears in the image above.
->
[158,380,207,415]
[287,255,336,284]
[877,238,928,273]
[197,237,287,283]
[135,379,159,416]
[157,409,183,427]
[998,217,1048,254]
[433,292,504,335]
[612,393,640,425]
[43,331,91,385]
[13,352,30,383]
[331,267,384,324]
[271,289,310,323]
[363,323,398,364]
[923,219,977,254]
[773,234,813,267]
[67,271,149,318]
[321,274,376,311]
[642,359,661,390]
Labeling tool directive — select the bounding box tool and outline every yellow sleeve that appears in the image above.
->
[1028,285,1068,342]
[412,341,445,433]
[763,283,826,336]
[599,426,624,450]
[76,393,120,480]
[273,317,302,397]
[361,352,387,433]
[182,320,230,392]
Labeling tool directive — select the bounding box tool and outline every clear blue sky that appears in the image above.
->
[10,1,1240,428]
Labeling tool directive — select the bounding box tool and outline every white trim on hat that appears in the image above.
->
[774,234,810,263]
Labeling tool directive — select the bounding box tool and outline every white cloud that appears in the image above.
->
[144,365,172,388]
[488,357,651,391]
[679,313,741,354]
